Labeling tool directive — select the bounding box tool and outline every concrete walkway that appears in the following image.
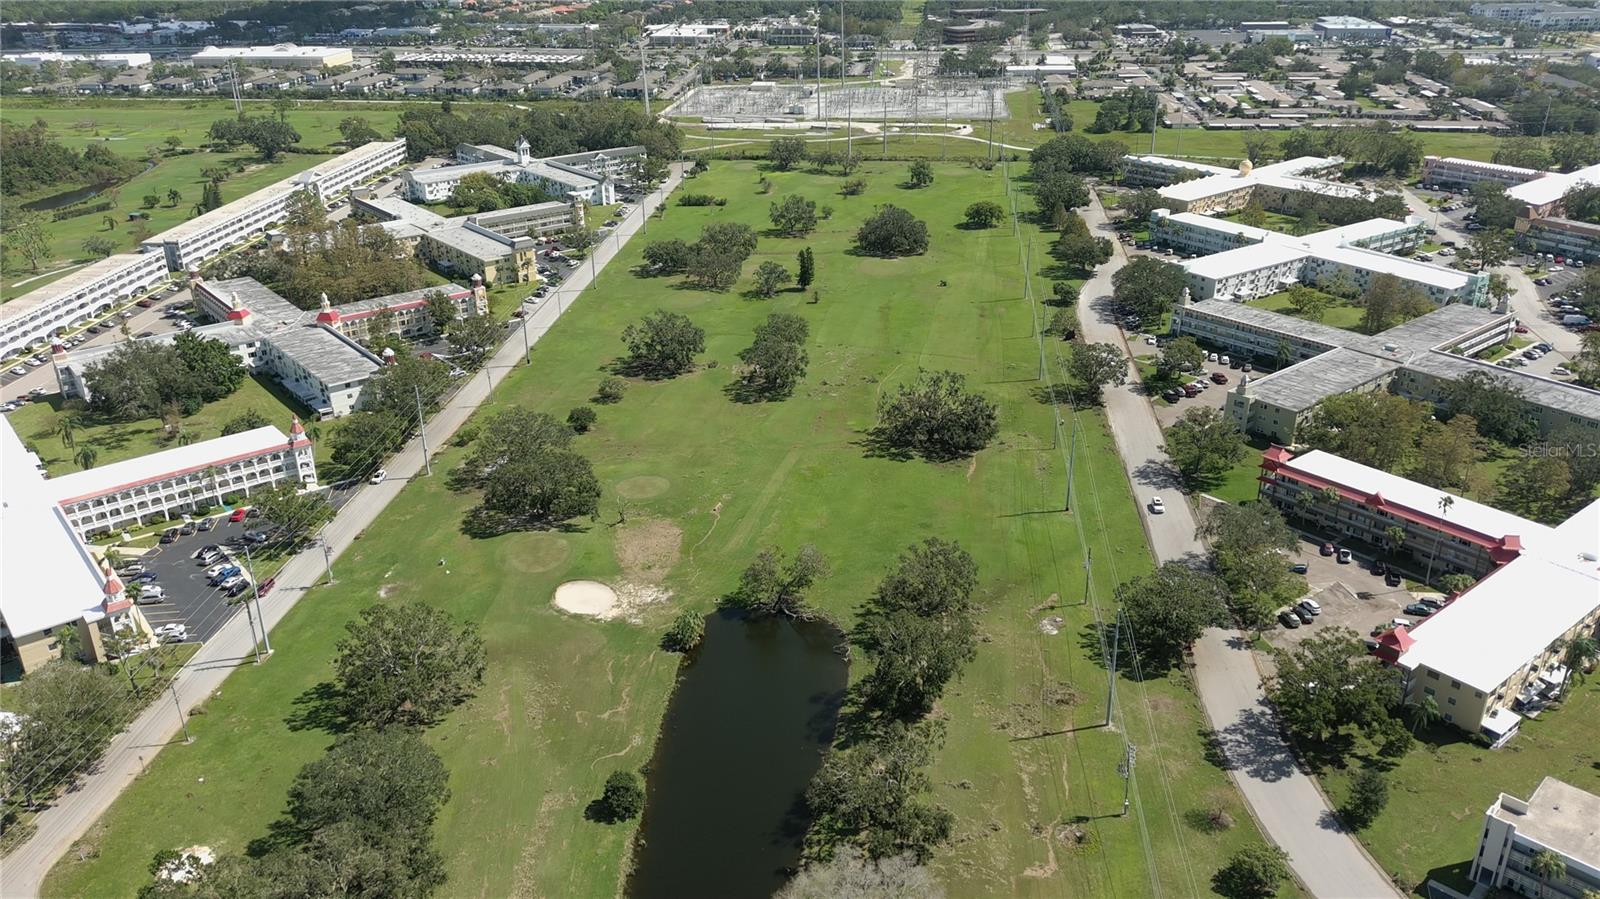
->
[1077,194,1402,899]
[1,164,688,899]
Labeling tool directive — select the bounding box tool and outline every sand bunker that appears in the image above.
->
[553,580,619,618]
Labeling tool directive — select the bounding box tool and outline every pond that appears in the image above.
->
[627,609,847,899]
[21,181,122,212]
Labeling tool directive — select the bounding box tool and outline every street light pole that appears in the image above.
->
[321,539,335,584]
[243,541,271,654]
[414,385,432,477]
[171,683,192,743]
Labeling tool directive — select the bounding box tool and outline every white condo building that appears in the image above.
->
[402,138,643,205]
[0,253,171,359]
[1472,778,1600,895]
[191,44,354,69]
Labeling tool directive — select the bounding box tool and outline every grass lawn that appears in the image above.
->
[1247,290,1368,333]
[1215,208,1303,234]
[4,375,325,476]
[43,161,1288,899]
[1203,435,1272,505]
[1319,679,1600,896]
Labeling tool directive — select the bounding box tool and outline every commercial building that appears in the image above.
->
[2,51,151,68]
[645,22,729,46]
[140,140,406,270]
[1126,155,1365,216]
[1151,209,1486,306]
[191,44,354,70]
[1,253,171,359]
[1258,448,1600,745]
[1470,2,1600,29]
[1173,296,1600,443]
[402,138,641,206]
[1472,778,1600,894]
[353,193,577,285]
[1312,15,1393,41]
[1,419,154,674]
[53,275,485,419]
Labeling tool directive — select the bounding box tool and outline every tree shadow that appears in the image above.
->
[283,680,349,734]
[954,222,1001,232]
[1133,458,1187,491]
[1030,382,1098,408]
[853,427,915,462]
[1198,727,1237,771]
[723,378,792,405]
[461,507,589,539]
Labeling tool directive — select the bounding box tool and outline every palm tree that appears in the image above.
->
[74,445,98,470]
[166,188,182,207]
[55,412,83,449]
[1529,848,1566,899]
[1384,525,1406,554]
[1561,635,1598,688]
[1428,495,1455,584]
[101,215,118,232]
[1407,695,1441,735]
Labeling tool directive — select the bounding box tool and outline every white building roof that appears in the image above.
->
[43,426,295,505]
[1316,245,1476,291]
[1184,242,1309,279]
[192,44,351,64]
[1506,162,1600,208]
[1,253,165,324]
[0,419,110,638]
[1490,778,1600,867]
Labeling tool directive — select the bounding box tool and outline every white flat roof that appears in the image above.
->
[0,419,109,637]
[1184,242,1309,279]
[1317,245,1475,291]
[1490,777,1600,867]
[1426,155,1542,178]
[1506,162,1600,208]
[44,426,292,505]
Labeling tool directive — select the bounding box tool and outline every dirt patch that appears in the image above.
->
[504,533,571,574]
[1038,616,1064,636]
[616,518,682,583]
[615,475,671,500]
[377,583,400,600]
[553,580,619,618]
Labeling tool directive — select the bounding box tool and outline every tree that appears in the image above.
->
[567,406,597,433]
[642,239,692,276]
[1156,335,1204,380]
[478,449,602,528]
[1497,454,1573,524]
[1410,415,1481,491]
[1121,188,1167,223]
[7,212,52,272]
[875,370,999,461]
[727,545,829,618]
[596,376,626,404]
[1265,628,1403,745]
[661,609,705,653]
[1441,370,1537,446]
[424,290,457,334]
[796,246,816,289]
[1050,282,1079,307]
[688,222,758,290]
[286,729,450,839]
[841,177,867,196]
[854,539,981,720]
[1467,229,1513,270]
[591,771,645,823]
[804,722,954,862]
[166,188,182,207]
[1068,343,1128,404]
[1470,181,1523,231]
[770,194,819,236]
[621,310,705,377]
[328,411,407,476]
[1034,172,1088,215]
[1530,849,1567,899]
[1285,285,1330,321]
[333,602,486,729]
[753,260,793,298]
[1199,503,1304,634]
[449,171,510,212]
[208,115,301,161]
[1562,636,1599,688]
[1302,392,1431,471]
[1340,767,1389,830]
[1571,331,1600,388]
[445,314,502,370]
[962,201,1005,229]
[1359,274,1434,333]
[337,115,382,146]
[81,236,117,259]
[1213,844,1291,899]
[1112,256,1187,325]
[2,661,131,807]
[174,332,247,399]
[769,137,808,171]
[199,180,223,213]
[247,482,333,546]
[1115,562,1229,670]
[142,193,161,209]
[907,159,934,189]
[1047,308,1076,338]
[456,408,573,487]
[1439,573,1477,596]
[1238,202,1269,230]
[856,206,930,257]
[738,312,810,399]
[1055,229,1112,272]
[778,846,942,899]
[1165,408,1247,489]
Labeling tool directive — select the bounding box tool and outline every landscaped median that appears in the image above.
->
[39,160,1290,898]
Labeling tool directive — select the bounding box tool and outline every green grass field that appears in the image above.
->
[1247,290,1368,332]
[4,375,326,476]
[42,161,1288,899]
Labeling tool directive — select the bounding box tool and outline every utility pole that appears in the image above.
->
[1119,743,1137,816]
[322,539,335,584]
[414,385,432,477]
[171,683,192,743]
[842,0,853,163]
[814,3,823,121]
[1105,609,1119,727]
[640,37,651,118]
[521,313,532,365]
[243,541,271,654]
[1065,407,1079,511]
[237,592,263,665]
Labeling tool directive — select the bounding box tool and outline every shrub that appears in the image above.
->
[567,406,597,433]
[676,193,721,207]
[591,770,646,823]
[596,376,627,404]
[855,205,930,257]
[661,609,705,652]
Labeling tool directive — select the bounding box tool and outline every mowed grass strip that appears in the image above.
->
[44,161,1282,898]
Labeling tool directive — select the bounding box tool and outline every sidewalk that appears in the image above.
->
[0,163,688,899]
[1076,193,1402,899]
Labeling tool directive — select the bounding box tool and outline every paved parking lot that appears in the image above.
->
[1264,539,1434,651]
[128,517,264,644]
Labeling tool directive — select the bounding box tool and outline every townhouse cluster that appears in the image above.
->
[1422,154,1600,263]
[1,139,409,360]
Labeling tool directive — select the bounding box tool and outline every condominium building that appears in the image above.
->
[1258,447,1600,745]
[1173,297,1600,443]
[350,194,572,285]
[0,420,152,674]
[1516,215,1600,263]
[1505,162,1600,219]
[1470,2,1600,29]
[1,252,171,359]
[142,140,407,270]
[1126,155,1367,216]
[1421,155,1547,191]
[191,44,354,69]
[54,276,484,419]
[402,138,642,205]
[1472,778,1600,895]
[1152,209,1484,306]
[2,51,152,68]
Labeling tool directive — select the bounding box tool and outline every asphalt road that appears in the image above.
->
[0,163,689,899]
[1079,195,1404,899]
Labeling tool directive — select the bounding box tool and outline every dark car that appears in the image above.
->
[1296,600,1321,618]
[225,581,251,598]
[1289,562,1309,574]
[197,517,217,532]
[1162,389,1181,402]
[1403,602,1435,617]
[1278,610,1302,629]
[1385,571,1403,587]
[1230,358,1244,369]
[1371,560,1387,575]
[133,571,159,583]
[1320,542,1335,556]
[160,528,180,544]
[257,577,276,596]
[1292,605,1314,624]
[179,521,197,536]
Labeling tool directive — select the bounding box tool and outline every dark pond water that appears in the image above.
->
[627,609,847,899]
[21,181,121,211]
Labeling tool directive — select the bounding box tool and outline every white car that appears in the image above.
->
[9,366,26,376]
[1219,355,1231,366]
[204,562,230,578]
[158,625,189,644]
[1207,352,1219,363]
[137,586,166,603]
[369,469,387,485]
[1144,336,1156,345]
[1148,497,1165,514]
